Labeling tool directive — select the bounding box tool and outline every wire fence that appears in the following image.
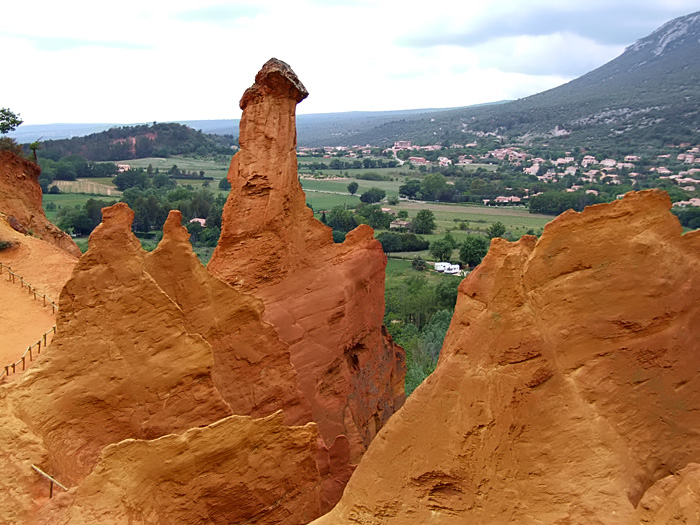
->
[0,262,58,380]
[0,262,57,313]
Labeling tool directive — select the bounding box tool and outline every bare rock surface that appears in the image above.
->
[0,150,81,257]
[208,58,406,464]
[34,412,323,525]
[12,203,232,487]
[314,190,700,524]
[144,210,311,425]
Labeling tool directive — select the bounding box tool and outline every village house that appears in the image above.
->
[523,164,539,176]
[581,155,598,167]
[673,198,700,207]
[389,219,411,229]
[437,157,452,167]
[408,156,429,165]
[394,141,411,149]
[600,159,617,168]
[624,155,640,162]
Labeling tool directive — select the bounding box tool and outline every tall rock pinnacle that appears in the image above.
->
[208,59,406,472]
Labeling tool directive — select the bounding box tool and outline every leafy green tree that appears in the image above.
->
[412,256,426,271]
[218,177,231,190]
[29,140,41,162]
[359,187,386,204]
[376,232,402,252]
[355,203,391,229]
[420,173,447,200]
[0,108,22,134]
[412,209,436,234]
[429,239,453,262]
[114,169,149,191]
[399,179,421,198]
[459,235,489,267]
[327,206,357,232]
[434,277,461,309]
[397,210,409,219]
[486,221,506,239]
[347,181,359,195]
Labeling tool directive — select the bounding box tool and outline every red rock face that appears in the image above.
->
[208,58,406,463]
[0,150,81,257]
[314,190,700,524]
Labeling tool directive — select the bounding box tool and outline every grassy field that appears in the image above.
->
[42,193,116,222]
[112,156,231,180]
[301,177,402,197]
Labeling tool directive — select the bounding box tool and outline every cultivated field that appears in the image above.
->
[52,180,122,196]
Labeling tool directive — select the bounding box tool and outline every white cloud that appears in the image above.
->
[1,0,697,124]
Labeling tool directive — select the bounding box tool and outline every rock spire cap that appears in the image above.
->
[240,58,309,109]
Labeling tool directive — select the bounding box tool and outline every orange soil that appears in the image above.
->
[0,277,56,377]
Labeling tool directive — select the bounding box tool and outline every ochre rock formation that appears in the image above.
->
[0,150,81,257]
[314,190,700,524]
[5,201,355,522]
[35,412,323,525]
[208,58,406,463]
[12,203,232,486]
[144,210,311,425]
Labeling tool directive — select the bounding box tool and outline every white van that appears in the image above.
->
[444,264,461,274]
[434,262,450,272]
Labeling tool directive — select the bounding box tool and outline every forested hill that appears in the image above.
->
[317,10,700,149]
[36,122,237,162]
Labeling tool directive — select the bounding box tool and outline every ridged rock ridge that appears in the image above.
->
[5,203,332,522]
[0,150,81,257]
[208,58,406,463]
[314,190,700,524]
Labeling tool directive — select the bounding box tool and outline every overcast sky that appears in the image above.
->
[2,0,697,125]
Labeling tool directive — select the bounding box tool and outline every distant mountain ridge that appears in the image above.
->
[336,10,700,148]
[8,11,699,151]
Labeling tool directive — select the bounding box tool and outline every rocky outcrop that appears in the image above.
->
[0,150,81,257]
[144,210,311,425]
[12,203,232,486]
[35,412,323,525]
[314,190,700,524]
[208,58,405,463]
[7,201,355,521]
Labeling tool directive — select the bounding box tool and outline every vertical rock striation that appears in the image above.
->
[208,58,405,463]
[0,150,81,257]
[314,190,700,524]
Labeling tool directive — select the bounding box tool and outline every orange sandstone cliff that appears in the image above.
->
[314,190,700,524]
[208,58,406,462]
[4,203,329,523]
[0,150,81,258]
[12,204,232,487]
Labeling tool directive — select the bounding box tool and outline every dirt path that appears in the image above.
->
[0,277,56,377]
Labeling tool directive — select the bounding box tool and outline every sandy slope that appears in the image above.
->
[0,277,56,377]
